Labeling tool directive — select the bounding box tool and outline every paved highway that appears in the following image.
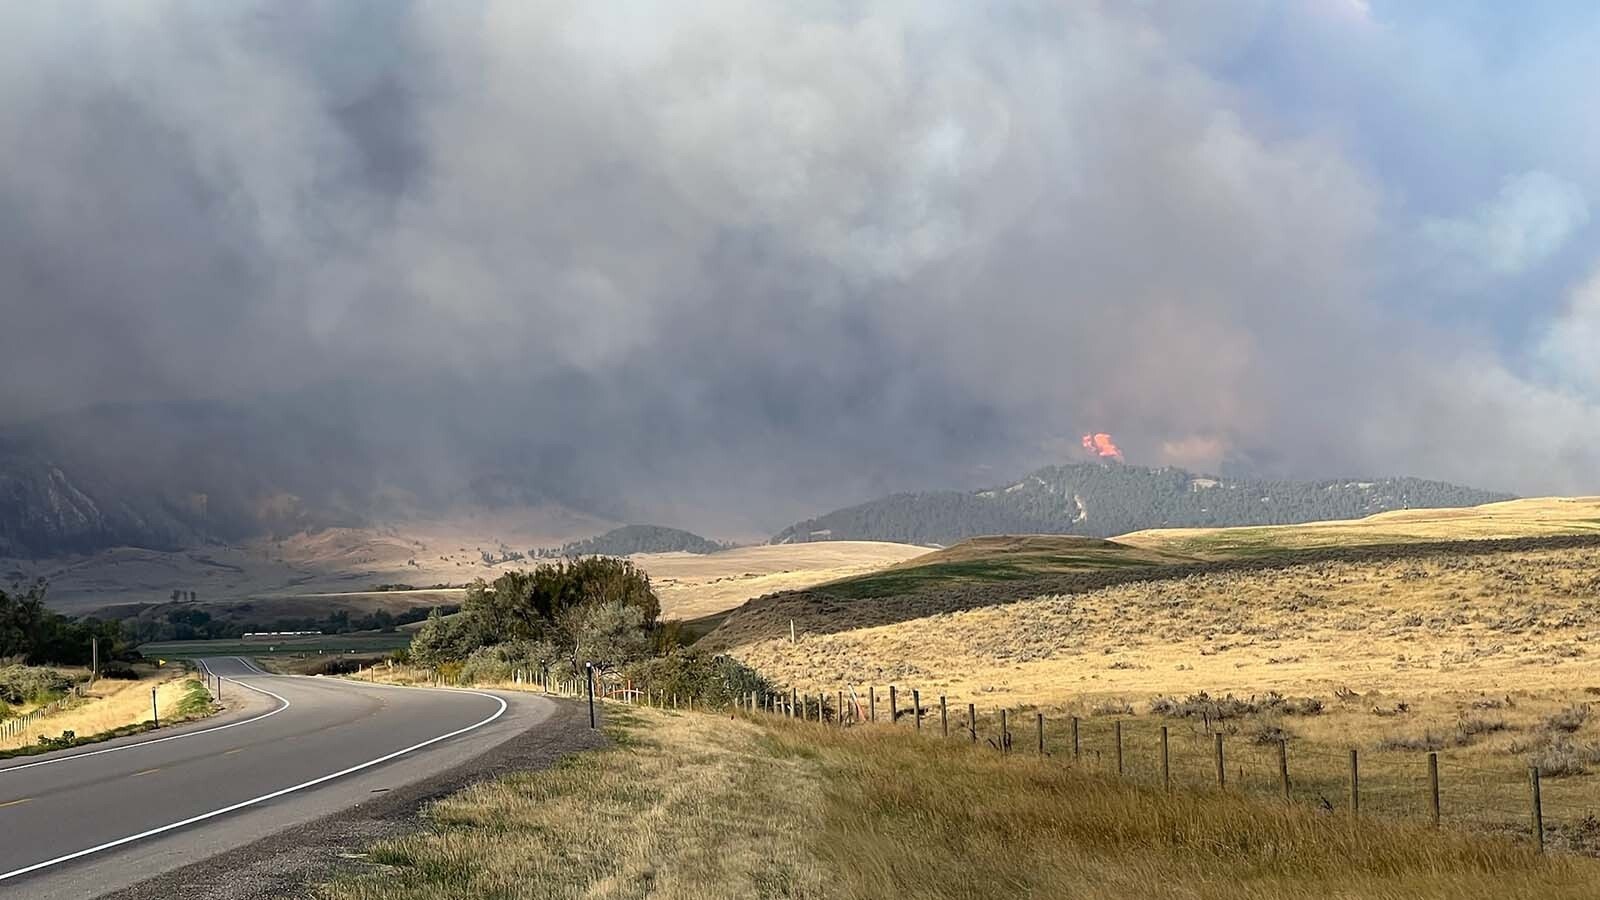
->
[0,657,558,898]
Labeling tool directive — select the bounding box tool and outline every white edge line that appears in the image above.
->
[0,674,508,883]
[0,659,291,776]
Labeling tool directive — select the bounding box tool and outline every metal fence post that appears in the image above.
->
[1429,752,1441,827]
[1531,766,1544,852]
[1349,749,1360,818]
[1160,726,1170,792]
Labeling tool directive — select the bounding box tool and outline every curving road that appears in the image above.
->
[0,657,558,898]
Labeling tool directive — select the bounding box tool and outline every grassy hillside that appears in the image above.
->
[1119,496,1600,558]
[713,496,1600,695]
[815,534,1195,599]
[772,462,1512,546]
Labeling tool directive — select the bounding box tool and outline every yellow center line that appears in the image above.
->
[0,798,31,809]
[223,748,244,756]
[131,768,162,778]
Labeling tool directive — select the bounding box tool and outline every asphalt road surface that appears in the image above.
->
[0,657,560,898]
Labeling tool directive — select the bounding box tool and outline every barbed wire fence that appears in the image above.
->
[382,662,1596,855]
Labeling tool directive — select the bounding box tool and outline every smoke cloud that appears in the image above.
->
[4,2,1600,532]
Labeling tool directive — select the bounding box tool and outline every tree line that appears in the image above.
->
[0,581,132,666]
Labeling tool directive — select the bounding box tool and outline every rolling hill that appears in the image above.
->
[548,524,727,557]
[770,463,1512,546]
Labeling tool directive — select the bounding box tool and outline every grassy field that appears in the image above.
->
[139,632,412,660]
[688,499,1600,860]
[320,704,1600,899]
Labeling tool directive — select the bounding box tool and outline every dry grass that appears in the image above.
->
[636,541,929,621]
[732,544,1600,703]
[322,706,829,900]
[1118,496,1600,558]
[0,667,199,750]
[321,706,1600,899]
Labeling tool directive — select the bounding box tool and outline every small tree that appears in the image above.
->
[563,600,650,676]
[410,609,483,668]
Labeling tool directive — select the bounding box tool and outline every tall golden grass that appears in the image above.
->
[0,669,199,751]
[321,706,1600,900]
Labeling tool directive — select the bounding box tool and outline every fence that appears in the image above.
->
[720,684,1590,854]
[0,695,75,745]
[377,665,1588,854]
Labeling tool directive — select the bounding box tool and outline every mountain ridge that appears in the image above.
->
[770,463,1514,546]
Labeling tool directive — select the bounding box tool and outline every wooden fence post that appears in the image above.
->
[1115,720,1124,776]
[1160,726,1170,792]
[1072,716,1081,762]
[913,690,922,731]
[1349,749,1360,818]
[940,696,949,738]
[1429,752,1441,827]
[889,686,898,724]
[968,703,977,743]
[1279,740,1291,803]
[1530,766,1544,852]
[1037,713,1046,755]
[1000,709,1009,754]
[870,687,877,723]
[1214,733,1226,790]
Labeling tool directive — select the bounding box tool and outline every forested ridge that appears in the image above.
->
[541,525,727,558]
[771,463,1513,546]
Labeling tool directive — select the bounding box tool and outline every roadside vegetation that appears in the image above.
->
[0,668,213,756]
[322,706,1600,900]
[403,557,770,706]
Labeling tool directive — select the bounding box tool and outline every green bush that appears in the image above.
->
[622,650,771,708]
[0,665,75,705]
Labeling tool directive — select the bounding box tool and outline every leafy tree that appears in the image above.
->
[416,558,661,676]
[410,608,484,668]
[0,581,132,665]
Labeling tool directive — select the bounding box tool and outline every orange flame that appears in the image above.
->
[1081,432,1124,462]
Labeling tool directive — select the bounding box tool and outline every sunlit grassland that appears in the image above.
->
[320,706,1600,900]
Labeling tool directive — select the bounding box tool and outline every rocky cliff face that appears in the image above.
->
[0,454,200,556]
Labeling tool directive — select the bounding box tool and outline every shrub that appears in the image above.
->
[1377,731,1454,752]
[1458,715,1508,737]
[1529,736,1600,778]
[623,651,771,708]
[1544,704,1590,734]
[0,665,74,705]
[1090,699,1133,717]
[1249,723,1292,745]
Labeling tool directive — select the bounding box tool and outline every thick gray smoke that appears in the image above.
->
[4,1,1600,532]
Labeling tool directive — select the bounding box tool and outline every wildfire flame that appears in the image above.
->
[1081,432,1124,462]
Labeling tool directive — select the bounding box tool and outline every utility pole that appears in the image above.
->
[91,637,98,686]
[152,688,159,728]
